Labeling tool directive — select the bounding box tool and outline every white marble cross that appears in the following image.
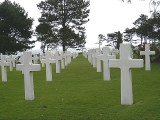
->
[61,51,65,69]
[7,56,14,71]
[54,51,62,73]
[0,55,10,82]
[88,49,95,64]
[63,52,68,66]
[92,48,100,68]
[41,51,56,81]
[16,52,41,100]
[97,47,116,80]
[109,44,144,105]
[140,44,155,71]
[83,51,88,58]
[66,51,72,65]
[40,53,45,67]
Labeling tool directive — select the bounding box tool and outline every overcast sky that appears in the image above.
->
[0,0,155,50]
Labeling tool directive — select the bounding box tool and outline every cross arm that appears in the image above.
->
[30,64,41,71]
[150,51,155,55]
[109,59,121,68]
[16,64,23,71]
[140,51,146,55]
[129,59,144,68]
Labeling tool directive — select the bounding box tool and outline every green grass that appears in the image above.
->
[0,55,160,120]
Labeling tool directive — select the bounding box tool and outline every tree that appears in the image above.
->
[36,0,90,51]
[116,31,123,50]
[96,34,106,50]
[0,0,34,54]
[133,14,149,44]
[107,32,118,48]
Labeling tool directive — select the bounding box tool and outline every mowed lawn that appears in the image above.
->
[0,54,160,120]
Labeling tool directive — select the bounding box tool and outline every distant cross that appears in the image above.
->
[97,47,116,80]
[66,51,72,65]
[54,51,62,73]
[40,53,45,67]
[140,44,155,71]
[92,48,100,68]
[109,44,144,105]
[16,52,41,100]
[61,51,65,69]
[7,56,14,71]
[41,51,56,81]
[0,55,10,82]
[63,52,68,66]
[88,49,95,65]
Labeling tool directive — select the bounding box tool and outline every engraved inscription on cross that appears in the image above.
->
[109,44,144,105]
[140,44,155,71]
[16,52,41,100]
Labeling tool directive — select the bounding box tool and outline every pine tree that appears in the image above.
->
[0,0,34,54]
[36,0,90,51]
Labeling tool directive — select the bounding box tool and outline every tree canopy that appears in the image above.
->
[36,0,90,52]
[0,0,34,54]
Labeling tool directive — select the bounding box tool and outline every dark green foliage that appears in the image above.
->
[107,31,122,49]
[0,55,160,120]
[36,0,90,51]
[116,31,122,50]
[0,0,34,54]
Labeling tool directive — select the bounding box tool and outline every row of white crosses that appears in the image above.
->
[0,51,77,100]
[85,43,155,105]
[0,55,17,82]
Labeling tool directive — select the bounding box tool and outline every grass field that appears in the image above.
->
[0,54,160,120]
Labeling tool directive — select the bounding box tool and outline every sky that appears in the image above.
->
[0,0,155,50]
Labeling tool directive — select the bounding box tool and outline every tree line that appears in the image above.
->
[0,0,90,54]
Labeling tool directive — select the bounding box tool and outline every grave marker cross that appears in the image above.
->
[55,51,62,73]
[41,51,56,81]
[16,52,41,100]
[0,55,10,82]
[140,44,155,70]
[97,47,116,80]
[109,44,144,105]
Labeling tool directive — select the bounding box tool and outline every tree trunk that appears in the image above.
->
[63,44,65,52]
[141,35,143,45]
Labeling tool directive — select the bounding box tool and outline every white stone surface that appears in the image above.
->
[7,56,14,71]
[72,52,78,59]
[97,47,115,80]
[40,53,45,67]
[41,51,56,81]
[55,51,62,73]
[109,43,144,105]
[140,44,155,71]
[0,55,10,82]
[88,49,95,64]
[92,48,100,68]
[60,51,65,69]
[66,51,72,64]
[16,52,41,100]
[83,51,88,58]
